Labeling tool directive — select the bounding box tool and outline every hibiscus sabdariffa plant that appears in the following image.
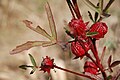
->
[11,0,120,80]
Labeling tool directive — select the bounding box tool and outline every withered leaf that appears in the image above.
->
[10,41,51,54]
[45,2,57,41]
[23,20,52,40]
[10,2,58,55]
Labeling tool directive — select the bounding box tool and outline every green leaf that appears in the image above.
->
[19,65,28,70]
[30,69,35,74]
[86,32,98,37]
[88,11,94,22]
[19,65,33,70]
[45,2,57,41]
[64,27,74,38]
[29,54,37,67]
[94,12,99,22]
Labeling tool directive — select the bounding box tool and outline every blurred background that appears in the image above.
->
[0,0,120,80]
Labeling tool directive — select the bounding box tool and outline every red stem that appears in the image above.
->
[72,0,82,18]
[66,0,75,19]
[90,39,107,80]
[54,65,94,79]
[91,42,100,64]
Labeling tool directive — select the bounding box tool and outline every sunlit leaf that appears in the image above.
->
[86,32,98,37]
[45,2,57,41]
[10,41,51,54]
[23,20,52,40]
[10,2,58,55]
[29,54,37,67]
[110,61,120,68]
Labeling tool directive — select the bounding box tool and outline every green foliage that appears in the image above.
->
[86,32,98,37]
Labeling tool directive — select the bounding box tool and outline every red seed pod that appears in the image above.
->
[71,41,89,59]
[40,56,54,73]
[89,22,108,40]
[84,61,98,75]
[69,19,87,38]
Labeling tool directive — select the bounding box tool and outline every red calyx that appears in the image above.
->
[89,22,108,40]
[40,56,54,73]
[69,18,87,38]
[71,41,89,59]
[84,61,98,75]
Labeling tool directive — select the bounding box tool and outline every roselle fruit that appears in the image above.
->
[89,22,108,40]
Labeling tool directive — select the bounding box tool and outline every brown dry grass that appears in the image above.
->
[0,0,120,80]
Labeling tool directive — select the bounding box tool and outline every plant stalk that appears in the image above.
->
[54,65,93,79]
[90,39,107,80]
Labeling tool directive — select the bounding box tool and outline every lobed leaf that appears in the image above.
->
[23,20,52,40]
[10,41,51,54]
[45,2,57,41]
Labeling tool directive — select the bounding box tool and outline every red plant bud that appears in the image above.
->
[69,19,87,38]
[90,22,108,39]
[71,41,89,59]
[40,56,54,73]
[84,61,98,75]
